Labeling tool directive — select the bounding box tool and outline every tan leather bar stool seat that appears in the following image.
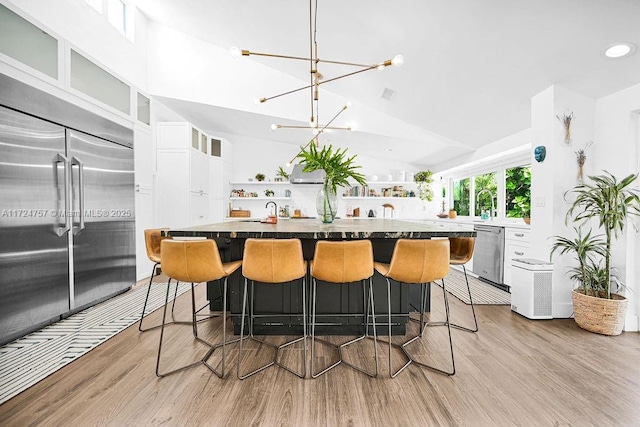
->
[238,238,308,379]
[374,239,455,377]
[448,237,478,333]
[310,240,378,378]
[156,239,241,378]
[139,228,177,332]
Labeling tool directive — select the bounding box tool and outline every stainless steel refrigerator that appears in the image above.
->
[0,73,135,345]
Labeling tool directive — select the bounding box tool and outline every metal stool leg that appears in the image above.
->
[155,280,205,377]
[311,278,378,378]
[400,280,456,376]
[202,276,241,378]
[238,278,306,379]
[427,265,478,333]
[139,262,159,331]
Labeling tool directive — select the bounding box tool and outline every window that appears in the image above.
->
[70,49,130,114]
[210,138,222,157]
[84,0,103,13]
[108,0,126,35]
[191,128,199,149]
[136,92,150,125]
[505,165,531,218]
[453,178,470,216]
[474,172,497,217]
[0,4,58,79]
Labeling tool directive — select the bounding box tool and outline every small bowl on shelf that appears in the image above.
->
[436,213,449,218]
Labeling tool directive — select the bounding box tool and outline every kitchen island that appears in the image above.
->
[169,218,476,335]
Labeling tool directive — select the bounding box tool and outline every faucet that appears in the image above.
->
[265,201,278,223]
[476,189,495,221]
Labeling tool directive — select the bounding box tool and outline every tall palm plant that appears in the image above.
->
[564,171,640,298]
[550,227,606,295]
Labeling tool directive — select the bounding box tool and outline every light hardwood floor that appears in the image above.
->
[1,279,639,426]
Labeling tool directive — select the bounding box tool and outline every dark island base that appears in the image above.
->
[205,238,431,336]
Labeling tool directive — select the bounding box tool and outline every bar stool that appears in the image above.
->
[310,240,378,378]
[156,239,242,378]
[448,237,478,333]
[374,239,455,377]
[237,238,307,379]
[139,228,178,332]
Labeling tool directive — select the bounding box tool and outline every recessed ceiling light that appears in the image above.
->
[604,42,636,58]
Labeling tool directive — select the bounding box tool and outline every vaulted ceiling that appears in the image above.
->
[136,0,640,168]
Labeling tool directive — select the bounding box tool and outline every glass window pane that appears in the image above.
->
[505,165,531,218]
[70,49,130,114]
[474,172,497,217]
[201,134,207,154]
[84,0,103,13]
[453,178,470,216]
[108,0,126,35]
[0,4,58,79]
[191,128,199,149]
[211,138,221,157]
[136,92,150,125]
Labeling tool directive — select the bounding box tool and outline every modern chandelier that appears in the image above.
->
[230,0,403,165]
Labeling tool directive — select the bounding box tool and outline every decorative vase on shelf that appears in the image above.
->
[316,180,337,223]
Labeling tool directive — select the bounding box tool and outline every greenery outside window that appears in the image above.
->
[453,178,470,216]
[506,165,531,218]
[474,172,497,217]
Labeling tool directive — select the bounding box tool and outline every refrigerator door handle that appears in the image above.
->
[71,156,85,235]
[53,153,71,236]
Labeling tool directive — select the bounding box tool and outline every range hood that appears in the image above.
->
[289,163,326,184]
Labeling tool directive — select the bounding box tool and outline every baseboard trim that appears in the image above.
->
[624,315,639,332]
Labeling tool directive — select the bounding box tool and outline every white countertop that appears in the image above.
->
[411,217,531,229]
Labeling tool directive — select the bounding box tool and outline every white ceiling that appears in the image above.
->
[136,0,640,168]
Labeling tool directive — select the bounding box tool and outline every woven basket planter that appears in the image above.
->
[571,289,628,336]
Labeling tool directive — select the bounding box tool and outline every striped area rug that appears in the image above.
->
[0,281,190,405]
[441,268,511,305]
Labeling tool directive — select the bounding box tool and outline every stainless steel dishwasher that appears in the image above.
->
[472,224,505,288]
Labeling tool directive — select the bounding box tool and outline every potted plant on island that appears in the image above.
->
[296,143,366,223]
[414,170,434,201]
[551,171,639,335]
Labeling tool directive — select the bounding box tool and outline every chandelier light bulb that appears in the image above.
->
[345,101,352,108]
[270,124,278,131]
[312,128,320,136]
[347,122,357,131]
[392,54,405,66]
[286,161,292,167]
[229,46,241,58]
[253,97,262,105]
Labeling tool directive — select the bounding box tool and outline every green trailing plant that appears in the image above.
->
[414,170,434,201]
[276,166,290,180]
[255,173,265,182]
[553,171,640,299]
[264,189,274,197]
[296,143,366,223]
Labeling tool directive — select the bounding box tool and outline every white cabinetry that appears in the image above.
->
[134,125,154,280]
[156,122,226,228]
[503,228,531,286]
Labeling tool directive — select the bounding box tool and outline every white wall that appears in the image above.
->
[220,133,438,219]
[594,82,640,331]
[530,85,596,318]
